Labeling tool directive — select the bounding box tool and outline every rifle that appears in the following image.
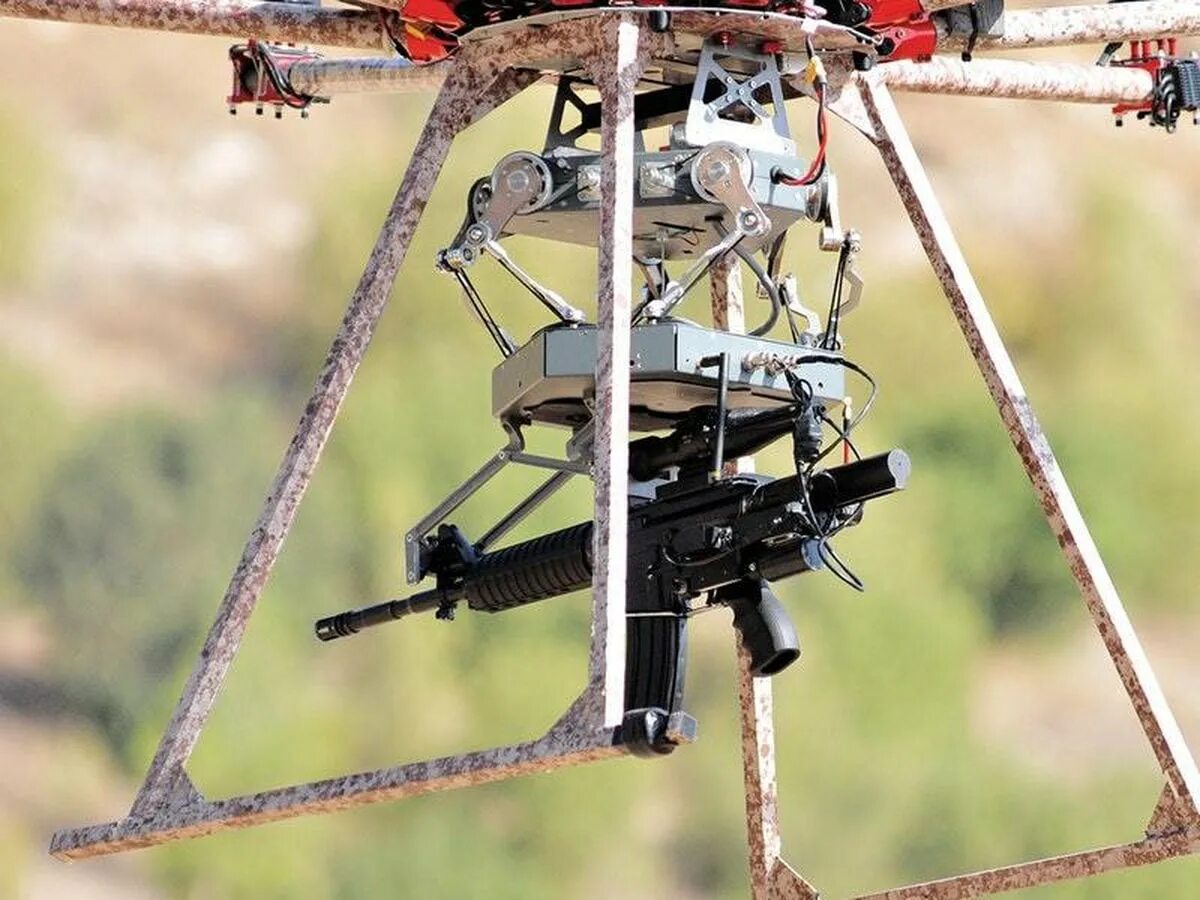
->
[315,404,910,756]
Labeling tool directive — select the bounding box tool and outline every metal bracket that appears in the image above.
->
[440,151,585,326]
[685,39,795,155]
[404,421,591,584]
[645,141,769,318]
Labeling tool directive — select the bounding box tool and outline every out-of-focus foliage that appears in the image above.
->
[2,72,1200,900]
[0,103,51,285]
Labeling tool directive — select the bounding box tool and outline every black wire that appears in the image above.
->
[710,220,782,337]
[818,540,865,592]
[818,410,862,463]
[766,233,787,282]
[795,468,824,539]
[763,233,806,344]
[796,462,864,593]
[780,357,874,593]
[255,45,314,109]
[822,239,850,350]
[733,243,783,337]
[452,270,515,357]
[784,368,812,401]
[662,546,732,568]
[787,354,878,453]
[782,301,804,345]
[817,411,865,539]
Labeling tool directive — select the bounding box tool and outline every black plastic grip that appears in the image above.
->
[727,582,800,676]
[464,522,594,613]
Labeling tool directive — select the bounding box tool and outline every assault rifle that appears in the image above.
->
[316,404,910,755]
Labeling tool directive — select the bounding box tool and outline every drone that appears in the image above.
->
[5,0,1200,896]
[316,50,912,752]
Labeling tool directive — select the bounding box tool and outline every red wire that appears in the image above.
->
[777,83,828,187]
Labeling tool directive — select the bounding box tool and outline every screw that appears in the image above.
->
[506,170,530,193]
[704,159,730,182]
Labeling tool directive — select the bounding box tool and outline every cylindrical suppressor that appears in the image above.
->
[315,450,910,642]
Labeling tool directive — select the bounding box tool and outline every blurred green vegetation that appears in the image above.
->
[0,102,51,285]
[3,87,1200,900]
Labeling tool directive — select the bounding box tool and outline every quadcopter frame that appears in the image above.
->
[16,5,1198,898]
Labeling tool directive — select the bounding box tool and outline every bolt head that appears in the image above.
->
[705,160,730,181]
[505,171,530,193]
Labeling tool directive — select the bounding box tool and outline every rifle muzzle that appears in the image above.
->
[315,590,443,642]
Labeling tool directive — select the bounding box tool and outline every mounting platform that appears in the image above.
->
[493,320,845,430]
[500,146,826,258]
